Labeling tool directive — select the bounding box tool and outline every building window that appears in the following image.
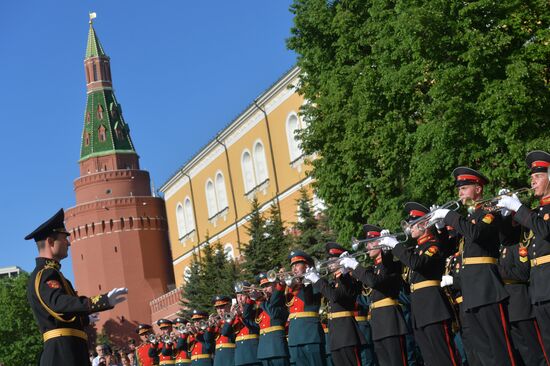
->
[84,132,90,146]
[115,126,123,140]
[215,172,228,210]
[86,112,91,124]
[97,104,104,120]
[253,141,268,183]
[98,125,106,142]
[184,197,195,232]
[205,180,217,218]
[224,244,234,260]
[241,150,255,193]
[176,203,186,238]
[286,112,304,162]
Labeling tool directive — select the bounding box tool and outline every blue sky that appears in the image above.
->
[0,1,296,281]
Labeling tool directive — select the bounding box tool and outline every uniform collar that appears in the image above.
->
[417,232,435,245]
[540,195,550,207]
[36,257,61,270]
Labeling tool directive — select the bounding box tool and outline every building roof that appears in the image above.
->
[159,65,301,194]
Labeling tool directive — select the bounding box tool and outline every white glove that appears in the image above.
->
[429,204,440,212]
[428,209,450,226]
[498,189,512,216]
[89,313,100,323]
[379,236,398,249]
[440,275,454,287]
[340,256,359,270]
[497,194,521,212]
[107,287,128,307]
[380,229,390,237]
[339,251,349,258]
[498,188,511,195]
[303,268,320,284]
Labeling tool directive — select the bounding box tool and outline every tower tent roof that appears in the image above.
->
[86,23,106,58]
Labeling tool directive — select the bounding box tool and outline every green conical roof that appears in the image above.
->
[86,23,106,58]
[80,23,136,161]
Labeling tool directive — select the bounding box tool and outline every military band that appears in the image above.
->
[27,150,550,366]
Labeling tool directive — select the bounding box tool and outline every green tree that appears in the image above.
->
[241,198,270,278]
[0,273,42,366]
[292,188,337,259]
[264,203,293,270]
[180,241,239,315]
[288,0,550,240]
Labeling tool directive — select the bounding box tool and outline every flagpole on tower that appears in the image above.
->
[89,12,97,24]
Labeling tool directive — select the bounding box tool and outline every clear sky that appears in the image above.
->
[0,1,296,281]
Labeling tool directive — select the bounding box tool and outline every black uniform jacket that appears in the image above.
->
[392,235,452,328]
[313,272,366,350]
[27,257,112,366]
[351,252,408,341]
[514,201,550,304]
[444,208,509,310]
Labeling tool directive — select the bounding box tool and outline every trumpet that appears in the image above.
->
[176,323,188,334]
[400,201,461,235]
[351,232,409,251]
[464,188,533,214]
[147,333,158,343]
[234,281,270,297]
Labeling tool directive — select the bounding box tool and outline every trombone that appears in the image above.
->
[351,232,409,251]
[464,188,533,213]
[400,201,461,235]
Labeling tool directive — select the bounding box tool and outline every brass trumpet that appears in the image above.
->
[233,281,270,296]
[147,333,158,343]
[351,232,409,251]
[400,201,461,235]
[464,188,533,214]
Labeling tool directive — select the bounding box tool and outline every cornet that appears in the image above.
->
[400,200,461,235]
[234,281,270,297]
[464,188,533,214]
[176,324,188,334]
[147,334,158,343]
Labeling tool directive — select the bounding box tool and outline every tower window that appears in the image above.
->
[97,104,104,120]
[98,125,106,142]
[86,112,91,124]
[84,132,90,146]
[115,126,123,140]
[93,63,98,81]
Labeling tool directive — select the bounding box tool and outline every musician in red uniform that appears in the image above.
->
[188,310,214,365]
[173,317,191,365]
[135,324,156,366]
[149,319,176,365]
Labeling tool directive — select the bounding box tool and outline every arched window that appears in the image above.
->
[215,172,228,210]
[286,112,303,161]
[176,203,186,237]
[184,197,195,232]
[253,141,268,183]
[98,125,106,142]
[224,244,234,260]
[205,180,218,218]
[241,150,256,192]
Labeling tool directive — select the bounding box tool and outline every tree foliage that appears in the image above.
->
[291,188,338,259]
[288,0,550,240]
[0,273,42,366]
[180,241,239,315]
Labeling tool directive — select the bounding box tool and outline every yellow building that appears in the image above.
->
[159,66,321,287]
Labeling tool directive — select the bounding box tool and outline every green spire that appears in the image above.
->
[86,23,106,58]
[80,21,137,162]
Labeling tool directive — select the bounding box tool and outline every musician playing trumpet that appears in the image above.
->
[173,317,192,366]
[285,250,326,366]
[254,272,290,366]
[188,310,215,365]
[382,203,458,365]
[232,281,261,366]
[212,295,237,366]
[135,324,156,366]
[148,319,176,364]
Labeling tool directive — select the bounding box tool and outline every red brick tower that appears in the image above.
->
[65,18,175,342]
